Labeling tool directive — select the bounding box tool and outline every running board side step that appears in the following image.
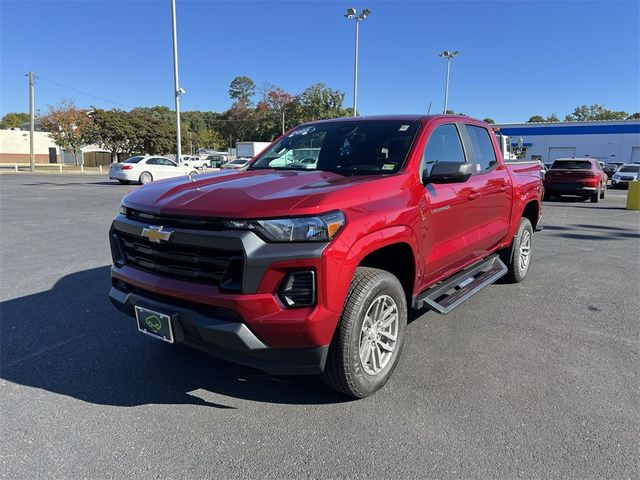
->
[412,254,508,314]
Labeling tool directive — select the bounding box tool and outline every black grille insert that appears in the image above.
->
[115,230,243,285]
[279,270,316,307]
[125,209,227,231]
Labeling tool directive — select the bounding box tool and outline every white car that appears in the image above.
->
[611,164,640,188]
[178,155,209,171]
[109,156,198,185]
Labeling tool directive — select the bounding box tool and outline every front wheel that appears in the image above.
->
[321,267,407,398]
[500,217,533,284]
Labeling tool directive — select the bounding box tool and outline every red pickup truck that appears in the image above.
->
[109,115,542,398]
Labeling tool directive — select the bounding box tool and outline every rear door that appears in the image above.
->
[460,123,512,254]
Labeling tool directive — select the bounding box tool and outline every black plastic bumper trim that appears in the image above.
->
[109,286,328,375]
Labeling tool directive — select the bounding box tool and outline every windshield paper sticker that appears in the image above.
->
[382,164,395,171]
[398,125,410,132]
[288,126,316,137]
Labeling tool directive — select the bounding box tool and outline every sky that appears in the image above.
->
[1,0,639,123]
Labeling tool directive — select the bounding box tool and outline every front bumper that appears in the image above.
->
[110,284,329,375]
[612,178,636,187]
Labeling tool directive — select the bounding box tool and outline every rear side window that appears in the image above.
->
[466,125,498,172]
[422,124,466,175]
[123,156,144,164]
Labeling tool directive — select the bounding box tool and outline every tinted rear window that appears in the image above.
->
[551,160,592,170]
[123,156,144,164]
[619,165,640,173]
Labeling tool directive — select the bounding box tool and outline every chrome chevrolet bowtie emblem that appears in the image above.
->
[141,225,173,243]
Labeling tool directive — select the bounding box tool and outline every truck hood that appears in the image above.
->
[122,169,383,218]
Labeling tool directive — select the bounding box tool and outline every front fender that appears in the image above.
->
[323,225,419,314]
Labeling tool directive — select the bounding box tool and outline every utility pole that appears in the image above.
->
[28,71,35,172]
[282,109,285,135]
[170,0,182,162]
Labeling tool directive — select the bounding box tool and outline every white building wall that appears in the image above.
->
[496,120,640,165]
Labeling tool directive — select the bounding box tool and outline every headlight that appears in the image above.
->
[224,211,345,242]
[613,173,620,179]
[119,205,127,215]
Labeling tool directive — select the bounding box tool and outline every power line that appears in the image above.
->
[35,75,134,109]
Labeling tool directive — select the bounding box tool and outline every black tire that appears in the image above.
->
[543,190,551,201]
[500,217,534,284]
[117,179,128,185]
[139,171,153,184]
[590,187,599,203]
[321,267,407,398]
[600,184,605,199]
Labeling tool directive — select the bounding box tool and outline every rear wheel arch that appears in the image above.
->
[521,200,540,230]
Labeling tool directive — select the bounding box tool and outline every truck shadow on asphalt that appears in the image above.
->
[0,266,350,408]
[542,224,640,240]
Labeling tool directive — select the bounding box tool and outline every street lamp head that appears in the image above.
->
[360,8,371,19]
[439,50,460,59]
[345,7,356,19]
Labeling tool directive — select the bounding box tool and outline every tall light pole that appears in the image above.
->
[26,71,35,172]
[345,8,371,117]
[170,0,184,161]
[439,50,459,114]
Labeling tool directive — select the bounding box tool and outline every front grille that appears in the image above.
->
[125,208,227,231]
[115,230,242,285]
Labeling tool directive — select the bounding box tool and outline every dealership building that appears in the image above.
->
[495,120,640,166]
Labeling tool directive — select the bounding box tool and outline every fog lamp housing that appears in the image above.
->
[278,270,316,308]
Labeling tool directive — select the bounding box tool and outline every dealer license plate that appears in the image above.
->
[135,306,174,343]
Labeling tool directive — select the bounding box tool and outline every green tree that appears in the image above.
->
[483,118,495,124]
[565,104,628,121]
[196,128,226,150]
[87,109,135,162]
[0,112,30,129]
[546,114,559,122]
[527,115,545,123]
[297,83,346,122]
[40,101,93,165]
[626,112,640,120]
[228,76,256,105]
[129,109,175,155]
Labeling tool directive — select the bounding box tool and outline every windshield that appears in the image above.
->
[249,120,421,175]
[229,159,248,165]
[123,156,144,164]
[619,165,640,173]
[551,160,592,170]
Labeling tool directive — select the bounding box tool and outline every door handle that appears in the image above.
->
[467,191,480,201]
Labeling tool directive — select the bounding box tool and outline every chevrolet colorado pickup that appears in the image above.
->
[109,115,542,398]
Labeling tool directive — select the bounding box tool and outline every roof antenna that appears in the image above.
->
[427,100,432,114]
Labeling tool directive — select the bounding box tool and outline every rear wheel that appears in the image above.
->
[600,184,605,199]
[543,190,551,201]
[321,267,407,398]
[139,171,153,184]
[201,164,208,171]
[500,217,533,284]
[590,187,600,203]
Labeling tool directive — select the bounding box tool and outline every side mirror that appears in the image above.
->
[423,162,473,184]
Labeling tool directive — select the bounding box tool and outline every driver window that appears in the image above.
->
[421,124,466,176]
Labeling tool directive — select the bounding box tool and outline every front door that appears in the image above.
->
[420,123,482,285]
[48,147,57,164]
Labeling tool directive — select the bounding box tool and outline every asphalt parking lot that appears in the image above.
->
[1,174,638,480]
